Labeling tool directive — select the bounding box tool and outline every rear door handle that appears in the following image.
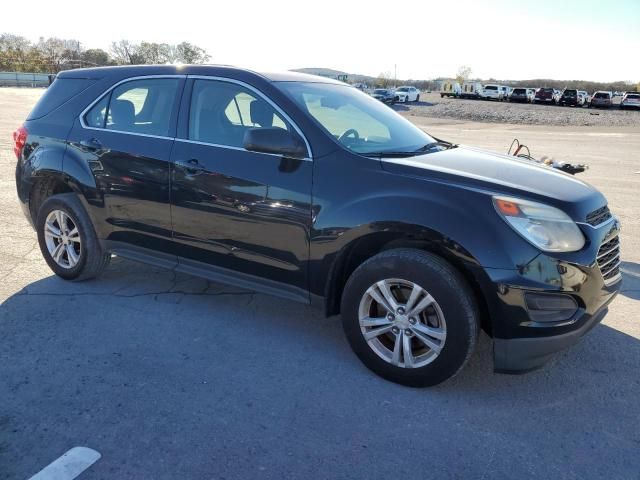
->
[176,158,205,175]
[79,138,102,150]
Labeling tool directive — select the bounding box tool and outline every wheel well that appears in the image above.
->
[325,234,492,335]
[29,177,74,222]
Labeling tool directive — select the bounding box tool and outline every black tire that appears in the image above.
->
[36,193,110,281]
[340,248,479,387]
[416,94,420,102]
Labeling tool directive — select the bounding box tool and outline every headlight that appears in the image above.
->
[493,196,585,252]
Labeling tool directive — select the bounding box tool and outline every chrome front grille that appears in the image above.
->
[586,205,612,227]
[597,234,621,285]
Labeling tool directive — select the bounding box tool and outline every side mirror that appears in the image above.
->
[243,128,307,160]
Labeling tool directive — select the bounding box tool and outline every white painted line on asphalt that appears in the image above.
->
[28,447,101,480]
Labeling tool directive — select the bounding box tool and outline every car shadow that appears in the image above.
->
[1,256,638,396]
[621,261,640,300]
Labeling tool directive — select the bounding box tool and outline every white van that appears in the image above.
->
[440,81,461,98]
[461,81,483,99]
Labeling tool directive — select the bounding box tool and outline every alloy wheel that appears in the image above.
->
[44,210,82,269]
[358,278,447,368]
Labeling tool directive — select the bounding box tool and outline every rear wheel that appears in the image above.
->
[36,193,110,281]
[341,249,479,387]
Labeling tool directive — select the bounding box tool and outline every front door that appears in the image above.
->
[170,78,313,301]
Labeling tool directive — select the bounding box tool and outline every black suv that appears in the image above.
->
[14,65,621,387]
[558,88,580,106]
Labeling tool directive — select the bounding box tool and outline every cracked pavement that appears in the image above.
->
[1,88,639,479]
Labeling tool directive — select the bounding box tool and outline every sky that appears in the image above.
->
[1,0,639,82]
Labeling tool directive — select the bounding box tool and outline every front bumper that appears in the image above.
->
[470,218,622,373]
[494,298,614,373]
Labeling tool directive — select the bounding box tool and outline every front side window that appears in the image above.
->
[277,82,436,155]
[188,79,289,148]
[84,78,179,136]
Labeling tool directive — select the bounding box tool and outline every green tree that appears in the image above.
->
[174,42,210,64]
[81,48,112,67]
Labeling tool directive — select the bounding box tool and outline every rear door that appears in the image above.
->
[66,75,185,256]
[169,77,313,301]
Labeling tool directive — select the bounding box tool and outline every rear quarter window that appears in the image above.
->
[27,78,96,120]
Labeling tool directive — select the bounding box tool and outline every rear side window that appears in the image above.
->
[188,79,290,148]
[83,78,180,136]
[27,78,95,120]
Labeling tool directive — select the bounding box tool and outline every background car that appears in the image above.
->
[578,90,590,106]
[620,92,640,110]
[558,89,579,106]
[553,89,563,104]
[589,91,613,108]
[508,87,529,102]
[371,88,396,104]
[481,84,504,100]
[526,88,536,102]
[534,87,555,104]
[395,86,420,103]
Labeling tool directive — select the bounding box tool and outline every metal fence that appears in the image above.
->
[0,72,53,87]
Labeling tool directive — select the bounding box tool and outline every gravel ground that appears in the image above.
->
[1,88,639,480]
[396,92,640,127]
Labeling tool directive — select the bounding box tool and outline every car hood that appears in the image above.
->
[380,145,605,220]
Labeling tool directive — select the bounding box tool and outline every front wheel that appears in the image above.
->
[36,193,110,281]
[341,249,479,387]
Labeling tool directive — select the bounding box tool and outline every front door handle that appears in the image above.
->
[176,158,205,175]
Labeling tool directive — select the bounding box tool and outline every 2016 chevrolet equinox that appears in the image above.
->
[14,65,622,386]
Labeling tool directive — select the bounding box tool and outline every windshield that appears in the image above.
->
[564,90,577,96]
[373,89,387,94]
[484,85,497,90]
[513,88,526,94]
[396,87,409,92]
[276,82,437,155]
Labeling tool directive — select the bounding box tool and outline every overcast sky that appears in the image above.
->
[2,0,639,82]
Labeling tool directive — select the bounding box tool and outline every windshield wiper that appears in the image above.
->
[365,151,425,158]
[431,138,458,150]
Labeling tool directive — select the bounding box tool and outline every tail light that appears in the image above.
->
[13,125,27,159]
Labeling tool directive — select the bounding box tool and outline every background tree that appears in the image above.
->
[81,48,112,67]
[0,34,37,71]
[456,65,472,84]
[37,37,71,72]
[137,42,172,64]
[174,42,210,64]
[375,71,393,88]
[110,40,144,65]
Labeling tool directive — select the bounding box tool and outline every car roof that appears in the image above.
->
[56,64,345,85]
